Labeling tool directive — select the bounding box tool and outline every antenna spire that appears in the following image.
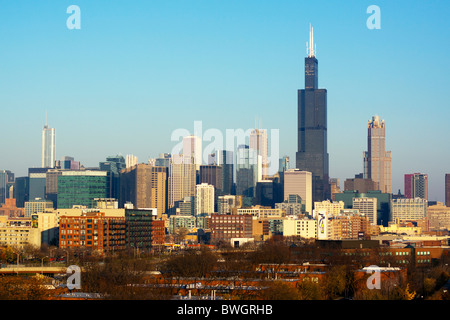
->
[307,23,316,58]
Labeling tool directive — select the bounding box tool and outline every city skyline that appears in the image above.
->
[0,1,449,202]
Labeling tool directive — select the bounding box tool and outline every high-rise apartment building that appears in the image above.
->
[199,165,223,191]
[404,173,428,200]
[284,169,312,214]
[42,122,56,168]
[296,25,329,203]
[195,183,215,215]
[120,164,167,218]
[363,115,392,194]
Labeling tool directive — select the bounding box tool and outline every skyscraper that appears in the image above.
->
[183,135,202,168]
[296,25,329,203]
[195,183,215,215]
[363,115,392,194]
[249,128,268,178]
[404,173,428,200]
[168,154,197,213]
[42,122,56,168]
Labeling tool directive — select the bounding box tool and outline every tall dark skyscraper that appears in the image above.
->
[296,25,329,202]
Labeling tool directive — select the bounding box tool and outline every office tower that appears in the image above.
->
[14,177,28,208]
[314,199,345,217]
[0,170,14,205]
[195,183,215,215]
[216,150,234,195]
[126,154,138,168]
[199,165,223,191]
[28,168,48,201]
[176,196,195,215]
[168,154,197,212]
[249,128,269,178]
[120,163,167,218]
[352,197,378,225]
[296,25,329,202]
[45,169,62,207]
[390,198,428,222]
[42,121,56,168]
[235,145,258,199]
[57,170,108,209]
[404,173,428,200]
[100,155,126,201]
[276,194,304,216]
[183,135,202,167]
[284,169,312,214]
[446,174,450,207]
[279,156,290,174]
[363,115,392,194]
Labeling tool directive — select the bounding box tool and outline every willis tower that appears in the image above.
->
[296,25,329,202]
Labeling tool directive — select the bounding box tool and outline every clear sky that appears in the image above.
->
[0,0,449,202]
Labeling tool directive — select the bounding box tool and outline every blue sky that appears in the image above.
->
[0,0,449,201]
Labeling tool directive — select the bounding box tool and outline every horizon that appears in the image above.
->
[0,0,449,202]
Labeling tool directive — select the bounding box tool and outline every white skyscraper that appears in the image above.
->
[126,154,138,168]
[42,122,56,168]
[249,128,268,178]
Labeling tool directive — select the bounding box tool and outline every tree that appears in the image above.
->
[0,275,64,300]
[260,281,300,300]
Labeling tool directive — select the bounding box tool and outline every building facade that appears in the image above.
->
[363,115,392,194]
[404,173,428,200]
[284,169,312,214]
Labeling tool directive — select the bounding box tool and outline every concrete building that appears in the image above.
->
[352,197,378,225]
[344,177,379,193]
[0,198,24,218]
[0,224,41,248]
[275,194,304,216]
[199,165,223,192]
[125,154,138,168]
[363,115,392,194]
[195,183,215,215]
[31,211,59,246]
[236,206,285,219]
[120,164,167,218]
[284,169,312,214]
[390,198,428,222]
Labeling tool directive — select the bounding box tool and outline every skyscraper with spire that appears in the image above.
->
[41,115,56,168]
[296,24,329,202]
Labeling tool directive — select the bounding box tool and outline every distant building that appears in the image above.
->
[404,173,428,200]
[0,170,14,205]
[352,197,377,225]
[390,198,427,222]
[314,200,345,217]
[125,154,138,168]
[363,115,392,194]
[199,165,223,191]
[168,155,196,213]
[284,169,312,214]
[210,214,253,244]
[120,164,167,218]
[24,198,54,217]
[344,176,379,193]
[42,122,56,168]
[283,217,317,239]
[57,170,108,209]
[195,183,215,215]
[217,195,242,215]
[249,128,269,177]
